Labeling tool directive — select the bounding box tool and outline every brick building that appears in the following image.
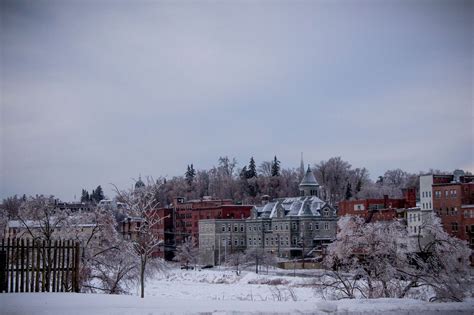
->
[172,197,252,243]
[338,188,416,223]
[199,166,338,265]
[431,176,474,244]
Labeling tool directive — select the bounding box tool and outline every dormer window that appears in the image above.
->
[323,208,329,216]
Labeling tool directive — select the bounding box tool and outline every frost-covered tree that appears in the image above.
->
[225,250,246,275]
[320,215,471,301]
[113,178,166,298]
[2,195,22,219]
[174,236,199,269]
[17,195,69,242]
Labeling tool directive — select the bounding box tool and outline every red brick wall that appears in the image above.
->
[433,183,474,242]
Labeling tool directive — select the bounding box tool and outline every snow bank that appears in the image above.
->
[1,293,473,315]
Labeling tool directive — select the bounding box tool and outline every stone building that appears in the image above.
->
[199,166,338,265]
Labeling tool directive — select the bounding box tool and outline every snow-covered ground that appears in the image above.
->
[1,267,473,314]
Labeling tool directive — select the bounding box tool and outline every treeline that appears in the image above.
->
[149,156,448,207]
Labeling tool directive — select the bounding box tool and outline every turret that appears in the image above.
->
[299,165,319,197]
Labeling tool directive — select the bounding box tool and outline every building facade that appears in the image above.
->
[338,189,416,223]
[199,166,338,265]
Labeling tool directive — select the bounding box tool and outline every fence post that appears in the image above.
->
[73,242,80,293]
[0,245,6,293]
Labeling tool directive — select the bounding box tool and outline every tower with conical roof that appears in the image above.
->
[299,165,319,197]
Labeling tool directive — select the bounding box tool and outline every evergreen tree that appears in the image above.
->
[91,185,105,203]
[80,189,90,203]
[246,157,257,179]
[345,183,353,200]
[271,156,281,177]
[185,164,196,186]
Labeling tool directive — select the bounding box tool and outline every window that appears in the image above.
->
[435,191,441,199]
[248,238,252,245]
[418,213,421,221]
[234,225,238,232]
[451,208,455,216]
[234,238,238,246]
[324,222,329,230]
[314,222,319,230]
[309,223,313,231]
[240,224,244,232]
[323,208,329,216]
[285,223,289,230]
[429,191,431,197]
[227,224,231,232]
[292,222,297,230]
[451,222,458,232]
[445,190,449,198]
[275,225,278,231]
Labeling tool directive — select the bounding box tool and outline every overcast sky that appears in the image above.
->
[1,0,472,200]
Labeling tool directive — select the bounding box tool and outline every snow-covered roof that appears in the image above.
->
[253,196,334,219]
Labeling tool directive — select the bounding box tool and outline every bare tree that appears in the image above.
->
[16,195,69,242]
[113,178,166,298]
[174,236,199,269]
[225,250,246,275]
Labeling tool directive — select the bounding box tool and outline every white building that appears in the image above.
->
[419,175,434,211]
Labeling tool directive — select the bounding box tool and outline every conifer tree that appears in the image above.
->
[80,189,90,203]
[271,156,281,177]
[185,164,196,186]
[345,183,353,200]
[246,157,257,179]
[91,185,105,203]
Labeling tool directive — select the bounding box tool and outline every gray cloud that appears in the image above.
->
[1,0,472,200]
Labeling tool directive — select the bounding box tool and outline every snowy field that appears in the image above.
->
[1,267,473,315]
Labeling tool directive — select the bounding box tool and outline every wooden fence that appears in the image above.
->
[0,239,80,293]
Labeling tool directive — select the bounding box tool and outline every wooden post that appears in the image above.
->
[60,240,66,292]
[35,240,40,292]
[56,240,61,292]
[52,240,57,292]
[41,240,46,292]
[30,240,35,292]
[0,239,6,293]
[25,239,30,292]
[4,238,10,293]
[9,238,14,293]
[73,242,80,293]
[65,240,70,292]
[15,238,19,292]
[20,239,24,292]
[46,240,51,292]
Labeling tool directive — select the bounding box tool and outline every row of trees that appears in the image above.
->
[151,156,449,207]
[80,186,105,203]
